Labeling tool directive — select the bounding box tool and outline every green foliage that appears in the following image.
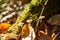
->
[7,0,48,34]
[28,13,38,21]
[7,0,40,34]
[30,0,40,6]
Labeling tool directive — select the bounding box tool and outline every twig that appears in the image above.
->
[36,0,48,29]
[36,5,44,27]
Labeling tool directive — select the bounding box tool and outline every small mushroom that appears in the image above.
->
[1,11,9,15]
[20,6,23,10]
[47,14,60,25]
[5,6,14,12]
[1,3,7,8]
[13,4,17,8]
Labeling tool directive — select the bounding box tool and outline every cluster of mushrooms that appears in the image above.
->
[0,0,27,23]
[0,0,60,40]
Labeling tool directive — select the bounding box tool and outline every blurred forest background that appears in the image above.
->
[43,0,60,20]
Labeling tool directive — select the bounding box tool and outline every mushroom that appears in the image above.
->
[47,14,60,25]
[1,11,9,15]
[5,6,14,12]
[1,3,7,8]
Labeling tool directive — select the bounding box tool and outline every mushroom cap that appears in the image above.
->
[47,14,60,25]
